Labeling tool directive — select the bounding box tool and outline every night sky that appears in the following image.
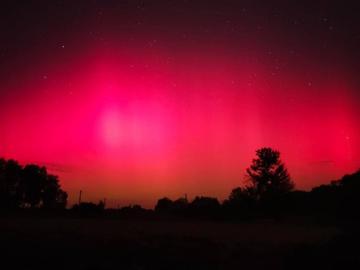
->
[0,0,359,207]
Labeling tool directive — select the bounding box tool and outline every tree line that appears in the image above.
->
[154,147,293,218]
[1,147,359,220]
[154,148,360,219]
[0,158,67,209]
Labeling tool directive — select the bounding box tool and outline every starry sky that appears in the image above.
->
[0,0,359,207]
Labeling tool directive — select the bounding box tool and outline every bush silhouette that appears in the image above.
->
[223,187,256,217]
[155,197,173,213]
[71,200,105,216]
[189,196,220,217]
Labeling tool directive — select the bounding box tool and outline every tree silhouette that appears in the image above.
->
[223,187,256,216]
[0,158,22,208]
[310,170,360,218]
[246,147,294,204]
[0,158,67,209]
[42,174,68,209]
[228,187,255,203]
[71,201,105,216]
[189,196,220,217]
[172,197,189,214]
[22,165,47,208]
[155,197,173,213]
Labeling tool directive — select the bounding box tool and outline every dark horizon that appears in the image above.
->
[1,147,359,211]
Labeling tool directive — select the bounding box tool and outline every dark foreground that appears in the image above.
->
[0,216,359,270]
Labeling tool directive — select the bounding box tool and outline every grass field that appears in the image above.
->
[0,217,358,269]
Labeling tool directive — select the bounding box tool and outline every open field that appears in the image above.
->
[1,217,359,269]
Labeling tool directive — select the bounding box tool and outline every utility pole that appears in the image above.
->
[78,190,82,205]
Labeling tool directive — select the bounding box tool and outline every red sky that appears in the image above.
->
[0,1,359,207]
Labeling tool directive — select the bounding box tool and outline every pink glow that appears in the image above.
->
[0,47,359,208]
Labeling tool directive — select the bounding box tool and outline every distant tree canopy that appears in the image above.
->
[71,201,105,215]
[223,186,255,215]
[154,196,220,217]
[189,196,220,216]
[0,158,67,209]
[310,170,360,217]
[154,196,189,214]
[2,149,359,220]
[155,197,174,213]
[246,147,294,201]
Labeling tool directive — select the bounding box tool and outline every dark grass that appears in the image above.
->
[1,216,359,269]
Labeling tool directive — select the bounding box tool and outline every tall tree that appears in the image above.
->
[246,147,294,202]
